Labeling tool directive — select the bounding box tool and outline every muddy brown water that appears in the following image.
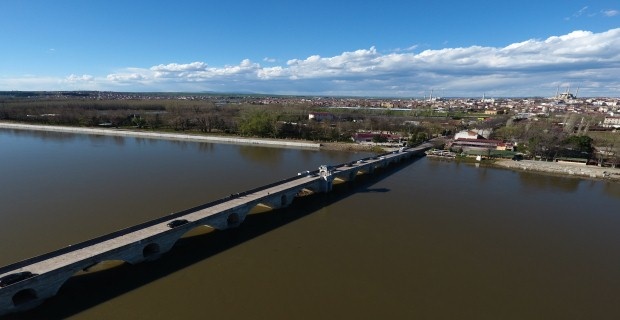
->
[1,129,619,319]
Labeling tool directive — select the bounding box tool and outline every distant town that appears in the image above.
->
[1,90,618,167]
[2,89,618,118]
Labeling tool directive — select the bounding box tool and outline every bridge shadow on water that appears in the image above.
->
[6,158,419,320]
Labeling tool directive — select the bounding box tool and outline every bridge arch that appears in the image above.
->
[299,187,317,195]
[179,225,215,238]
[12,288,38,306]
[142,243,160,258]
[227,212,241,227]
[350,171,357,181]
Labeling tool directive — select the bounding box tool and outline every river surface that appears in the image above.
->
[1,128,619,320]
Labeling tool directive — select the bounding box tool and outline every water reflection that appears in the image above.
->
[603,182,620,199]
[197,141,215,153]
[112,135,125,146]
[1,128,79,142]
[2,129,620,319]
[360,187,391,193]
[237,145,285,165]
[517,171,581,192]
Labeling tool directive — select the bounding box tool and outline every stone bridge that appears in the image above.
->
[0,143,431,316]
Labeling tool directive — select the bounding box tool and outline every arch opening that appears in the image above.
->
[12,289,38,306]
[249,203,272,215]
[76,260,127,275]
[333,177,346,184]
[142,243,160,258]
[297,188,315,197]
[227,212,240,226]
[180,225,216,238]
[280,194,287,207]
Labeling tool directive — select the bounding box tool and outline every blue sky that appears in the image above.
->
[0,0,619,97]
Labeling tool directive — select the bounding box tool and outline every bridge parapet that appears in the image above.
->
[318,165,334,192]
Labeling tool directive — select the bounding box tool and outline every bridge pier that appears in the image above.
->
[364,164,375,174]
[203,206,252,230]
[0,267,80,315]
[259,190,299,210]
[122,236,181,264]
[318,165,334,193]
[334,170,357,182]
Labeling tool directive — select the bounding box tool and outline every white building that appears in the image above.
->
[602,117,620,128]
[454,130,483,140]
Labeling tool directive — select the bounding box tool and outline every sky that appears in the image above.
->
[0,0,619,97]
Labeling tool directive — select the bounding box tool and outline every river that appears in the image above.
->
[1,128,619,319]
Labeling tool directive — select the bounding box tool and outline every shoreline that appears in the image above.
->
[4,121,618,182]
[0,122,322,149]
[0,121,386,153]
[493,159,620,182]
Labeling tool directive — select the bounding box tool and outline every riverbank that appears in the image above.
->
[0,122,321,149]
[9,121,617,182]
[494,159,620,182]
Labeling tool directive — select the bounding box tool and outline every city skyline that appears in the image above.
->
[1,0,619,97]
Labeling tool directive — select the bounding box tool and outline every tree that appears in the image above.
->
[372,134,388,143]
[563,135,593,153]
[238,109,277,137]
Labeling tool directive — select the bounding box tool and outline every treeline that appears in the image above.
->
[0,98,461,143]
[490,115,608,161]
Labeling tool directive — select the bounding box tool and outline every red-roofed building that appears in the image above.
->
[352,132,404,144]
[448,139,514,152]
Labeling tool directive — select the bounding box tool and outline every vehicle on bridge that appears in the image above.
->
[167,219,189,228]
[0,272,37,288]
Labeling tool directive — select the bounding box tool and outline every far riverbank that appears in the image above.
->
[494,159,620,182]
[0,122,391,153]
[0,122,322,149]
[6,121,617,183]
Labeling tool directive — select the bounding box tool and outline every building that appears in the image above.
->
[453,129,492,140]
[449,139,504,152]
[602,116,620,128]
[352,132,404,144]
[308,112,335,121]
[454,130,483,140]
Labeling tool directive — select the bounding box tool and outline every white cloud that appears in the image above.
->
[65,74,94,82]
[263,57,276,63]
[565,6,589,20]
[391,45,418,53]
[106,72,149,82]
[602,9,619,17]
[4,28,620,96]
[150,62,207,72]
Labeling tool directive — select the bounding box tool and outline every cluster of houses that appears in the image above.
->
[446,129,515,156]
[602,116,620,128]
[351,132,406,146]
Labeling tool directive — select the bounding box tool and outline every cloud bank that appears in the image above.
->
[3,28,620,97]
